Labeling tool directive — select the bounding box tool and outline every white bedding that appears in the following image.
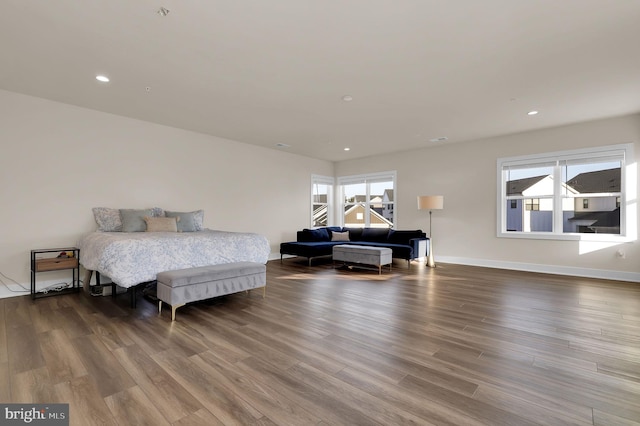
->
[78,229,270,288]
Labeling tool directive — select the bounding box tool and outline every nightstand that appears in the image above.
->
[30,247,80,299]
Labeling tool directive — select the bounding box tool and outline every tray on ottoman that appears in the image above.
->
[332,245,392,274]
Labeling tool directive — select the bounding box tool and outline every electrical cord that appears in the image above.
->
[40,282,70,294]
[0,271,30,293]
[0,272,84,294]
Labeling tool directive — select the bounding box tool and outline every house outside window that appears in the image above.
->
[525,198,540,211]
[311,175,334,227]
[498,143,635,241]
[338,171,396,228]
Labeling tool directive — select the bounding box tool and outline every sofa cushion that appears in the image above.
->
[387,230,424,245]
[300,228,330,242]
[280,241,340,258]
[344,227,364,241]
[361,228,390,243]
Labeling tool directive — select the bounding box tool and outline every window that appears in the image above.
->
[338,171,396,228]
[525,198,540,211]
[311,175,334,227]
[498,144,636,241]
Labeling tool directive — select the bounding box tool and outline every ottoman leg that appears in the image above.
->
[171,303,185,321]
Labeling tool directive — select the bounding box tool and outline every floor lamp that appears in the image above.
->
[417,195,444,268]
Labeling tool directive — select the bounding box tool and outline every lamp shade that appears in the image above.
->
[417,195,444,210]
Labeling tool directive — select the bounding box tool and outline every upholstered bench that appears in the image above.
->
[332,244,392,274]
[156,262,266,321]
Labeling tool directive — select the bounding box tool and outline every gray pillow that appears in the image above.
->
[120,209,154,232]
[165,210,202,232]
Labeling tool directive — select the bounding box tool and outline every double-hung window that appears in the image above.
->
[311,175,334,227]
[338,171,396,228]
[498,144,636,241]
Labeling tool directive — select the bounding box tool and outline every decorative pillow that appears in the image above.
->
[151,207,165,218]
[120,209,154,232]
[92,207,122,232]
[331,231,350,242]
[192,210,204,231]
[144,216,178,232]
[165,210,204,232]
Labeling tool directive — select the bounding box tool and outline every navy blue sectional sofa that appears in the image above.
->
[280,227,429,267]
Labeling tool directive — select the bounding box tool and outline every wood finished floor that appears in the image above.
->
[1,259,640,425]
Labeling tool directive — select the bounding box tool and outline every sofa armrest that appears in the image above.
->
[410,238,429,259]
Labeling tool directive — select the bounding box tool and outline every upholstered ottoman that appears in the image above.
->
[157,262,266,321]
[332,245,392,274]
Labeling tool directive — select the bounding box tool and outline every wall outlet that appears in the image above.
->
[616,249,626,259]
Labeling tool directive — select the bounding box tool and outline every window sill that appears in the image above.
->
[497,231,635,243]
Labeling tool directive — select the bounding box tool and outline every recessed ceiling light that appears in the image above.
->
[96,75,109,83]
[527,110,539,116]
[429,136,448,142]
[344,147,351,151]
[342,95,353,102]
[157,7,170,16]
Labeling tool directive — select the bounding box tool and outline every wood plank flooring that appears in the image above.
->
[1,259,639,425]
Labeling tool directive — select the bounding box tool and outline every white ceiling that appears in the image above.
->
[2,1,640,162]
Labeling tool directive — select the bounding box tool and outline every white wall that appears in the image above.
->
[335,114,640,282]
[0,90,333,294]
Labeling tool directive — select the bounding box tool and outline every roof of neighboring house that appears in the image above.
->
[566,168,620,193]
[383,189,394,201]
[343,204,393,226]
[313,194,328,203]
[348,195,383,203]
[506,175,549,196]
[568,208,620,227]
[313,205,327,224]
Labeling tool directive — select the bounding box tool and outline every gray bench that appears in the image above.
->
[333,244,392,274]
[156,262,266,321]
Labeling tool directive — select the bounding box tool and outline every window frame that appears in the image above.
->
[338,171,397,228]
[497,143,636,242]
[311,174,334,228]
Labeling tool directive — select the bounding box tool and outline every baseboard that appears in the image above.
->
[437,256,640,283]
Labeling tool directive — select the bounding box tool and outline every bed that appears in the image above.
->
[77,229,270,289]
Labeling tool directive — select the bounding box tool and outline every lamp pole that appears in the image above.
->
[417,195,443,268]
[426,209,436,267]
